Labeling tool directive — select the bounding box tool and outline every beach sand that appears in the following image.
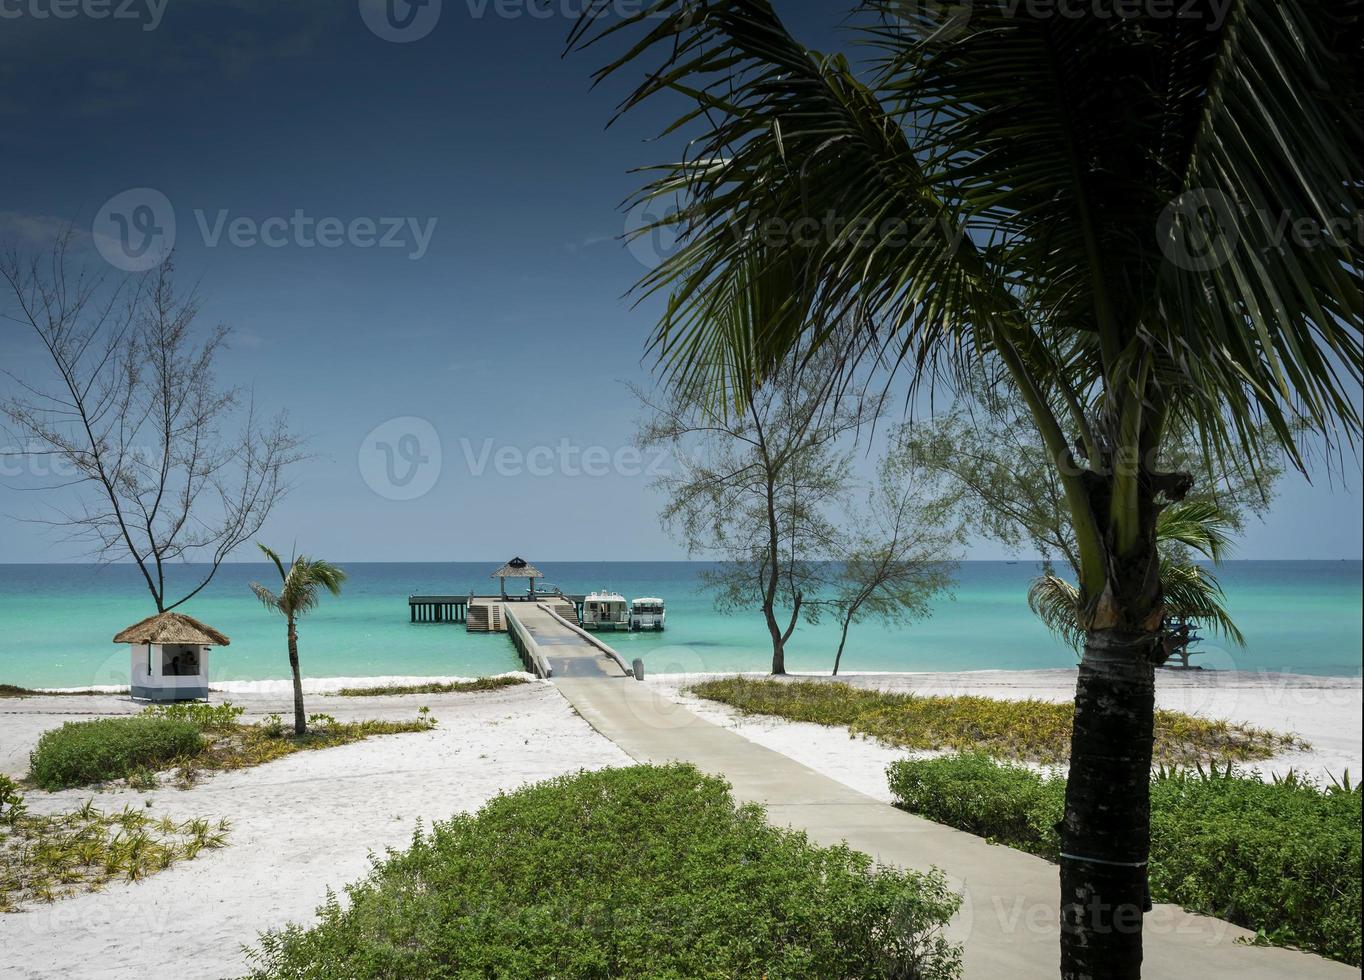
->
[0,668,1358,978]
[0,677,630,979]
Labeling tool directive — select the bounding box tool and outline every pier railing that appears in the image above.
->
[410,592,587,624]
[504,605,552,679]
[536,602,638,679]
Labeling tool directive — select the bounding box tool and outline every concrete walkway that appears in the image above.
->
[553,677,1356,980]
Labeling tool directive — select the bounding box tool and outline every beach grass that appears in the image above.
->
[26,703,437,791]
[888,755,1361,965]
[0,774,228,911]
[246,763,962,979]
[331,675,529,697]
[0,684,121,698]
[688,677,1306,766]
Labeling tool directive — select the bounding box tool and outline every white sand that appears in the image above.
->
[645,669,1364,802]
[0,678,631,979]
[2,667,1358,978]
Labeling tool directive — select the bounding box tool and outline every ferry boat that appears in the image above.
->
[581,590,630,631]
[630,597,666,632]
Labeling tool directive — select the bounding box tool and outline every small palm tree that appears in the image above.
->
[250,545,347,736]
[1030,500,1245,653]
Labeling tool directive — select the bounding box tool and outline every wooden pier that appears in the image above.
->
[407,558,635,680]
[503,602,634,679]
[408,595,468,623]
[408,593,587,626]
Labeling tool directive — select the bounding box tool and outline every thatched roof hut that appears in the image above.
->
[490,557,543,580]
[113,612,231,647]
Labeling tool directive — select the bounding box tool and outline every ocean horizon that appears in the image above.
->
[1,560,1359,688]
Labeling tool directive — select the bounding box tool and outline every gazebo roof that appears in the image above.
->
[113,612,231,647]
[490,556,543,579]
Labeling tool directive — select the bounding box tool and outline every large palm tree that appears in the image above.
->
[572,2,1361,975]
[250,545,347,736]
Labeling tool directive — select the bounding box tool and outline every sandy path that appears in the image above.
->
[0,679,630,979]
[645,669,1363,802]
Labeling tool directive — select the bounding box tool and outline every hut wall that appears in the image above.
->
[131,643,210,701]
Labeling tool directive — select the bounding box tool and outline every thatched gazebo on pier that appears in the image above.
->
[114,612,229,702]
[491,556,543,599]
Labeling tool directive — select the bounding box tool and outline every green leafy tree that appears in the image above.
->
[820,445,963,675]
[636,345,878,674]
[573,2,1361,975]
[250,546,347,736]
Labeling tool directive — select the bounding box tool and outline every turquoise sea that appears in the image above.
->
[0,562,1358,688]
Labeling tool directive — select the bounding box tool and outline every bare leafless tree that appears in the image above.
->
[1,236,305,612]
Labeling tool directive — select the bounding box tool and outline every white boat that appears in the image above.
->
[581,590,629,631]
[630,597,666,631]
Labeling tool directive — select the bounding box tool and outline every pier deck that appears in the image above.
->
[503,603,632,680]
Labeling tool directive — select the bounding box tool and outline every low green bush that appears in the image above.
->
[692,677,1305,765]
[248,764,963,979]
[142,701,245,731]
[887,756,1362,965]
[334,675,529,697]
[28,717,204,790]
[886,753,1063,857]
[0,774,25,825]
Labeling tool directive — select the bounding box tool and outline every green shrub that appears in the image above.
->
[28,717,205,790]
[142,701,245,731]
[887,753,1063,858]
[887,756,1361,965]
[248,764,963,979]
[0,774,25,825]
[692,677,1304,765]
[1148,767,1361,965]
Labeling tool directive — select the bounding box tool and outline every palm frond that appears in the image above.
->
[1027,573,1084,652]
[249,582,281,614]
[1156,499,1235,562]
[1161,561,1245,647]
[573,0,1023,404]
[252,546,346,617]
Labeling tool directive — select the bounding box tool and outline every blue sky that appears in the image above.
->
[0,0,1359,562]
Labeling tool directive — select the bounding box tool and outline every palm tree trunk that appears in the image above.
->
[287,616,306,736]
[1059,628,1156,980]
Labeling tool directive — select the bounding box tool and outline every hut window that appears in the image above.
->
[162,647,200,676]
